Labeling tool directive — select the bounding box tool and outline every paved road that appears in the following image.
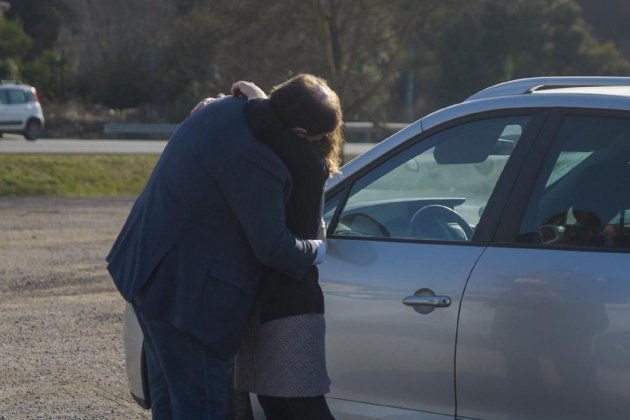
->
[0,134,166,154]
[0,134,374,155]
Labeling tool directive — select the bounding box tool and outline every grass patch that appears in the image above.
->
[0,153,358,197]
[0,154,159,196]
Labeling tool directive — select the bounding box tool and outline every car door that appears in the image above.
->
[5,88,28,130]
[320,112,545,418]
[0,89,10,129]
[0,88,28,131]
[456,111,630,419]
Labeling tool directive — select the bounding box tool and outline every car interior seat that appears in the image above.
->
[567,158,630,247]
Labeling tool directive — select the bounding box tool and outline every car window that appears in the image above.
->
[545,151,593,186]
[517,115,630,249]
[332,116,532,242]
[0,90,7,105]
[7,89,27,104]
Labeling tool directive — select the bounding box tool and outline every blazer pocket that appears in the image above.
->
[205,263,257,328]
[208,263,256,296]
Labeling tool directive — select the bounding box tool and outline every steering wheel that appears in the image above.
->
[409,205,474,241]
[336,212,391,238]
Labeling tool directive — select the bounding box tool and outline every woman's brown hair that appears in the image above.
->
[269,74,343,174]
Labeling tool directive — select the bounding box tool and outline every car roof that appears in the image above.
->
[0,80,33,89]
[329,77,630,191]
[422,87,630,132]
[466,76,630,100]
[533,85,630,96]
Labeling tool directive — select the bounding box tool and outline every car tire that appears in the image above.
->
[24,119,41,141]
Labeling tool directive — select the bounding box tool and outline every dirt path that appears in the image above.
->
[0,196,149,419]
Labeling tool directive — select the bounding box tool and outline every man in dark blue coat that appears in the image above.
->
[106,86,328,418]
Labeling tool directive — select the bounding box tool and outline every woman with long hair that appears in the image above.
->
[231,75,341,419]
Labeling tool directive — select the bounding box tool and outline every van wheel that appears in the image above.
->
[24,120,41,141]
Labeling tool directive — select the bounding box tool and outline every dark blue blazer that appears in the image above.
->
[106,97,319,358]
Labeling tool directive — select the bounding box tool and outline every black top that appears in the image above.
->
[245,99,329,322]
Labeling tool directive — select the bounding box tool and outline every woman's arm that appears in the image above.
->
[189,81,267,114]
[231,81,267,100]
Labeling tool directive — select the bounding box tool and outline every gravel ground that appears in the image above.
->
[0,196,150,419]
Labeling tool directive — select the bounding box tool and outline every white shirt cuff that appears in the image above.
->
[313,240,327,265]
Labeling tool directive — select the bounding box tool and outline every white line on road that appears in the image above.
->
[0,136,167,154]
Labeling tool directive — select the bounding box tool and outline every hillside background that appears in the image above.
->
[2,0,630,131]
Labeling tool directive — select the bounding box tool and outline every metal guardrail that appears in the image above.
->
[103,123,180,138]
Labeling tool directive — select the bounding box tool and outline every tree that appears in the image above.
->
[58,0,175,108]
[0,17,32,60]
[426,0,629,107]
[21,50,73,100]
[576,0,630,56]
[6,0,75,56]
[0,17,33,79]
[5,0,628,124]
[297,0,415,121]
[161,0,327,119]
[162,0,451,121]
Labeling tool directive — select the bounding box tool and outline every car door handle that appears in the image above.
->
[402,295,451,307]
[402,288,451,314]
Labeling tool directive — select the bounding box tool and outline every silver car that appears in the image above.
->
[124,76,630,419]
[0,81,45,140]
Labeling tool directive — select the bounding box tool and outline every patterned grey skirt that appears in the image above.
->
[234,301,331,397]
